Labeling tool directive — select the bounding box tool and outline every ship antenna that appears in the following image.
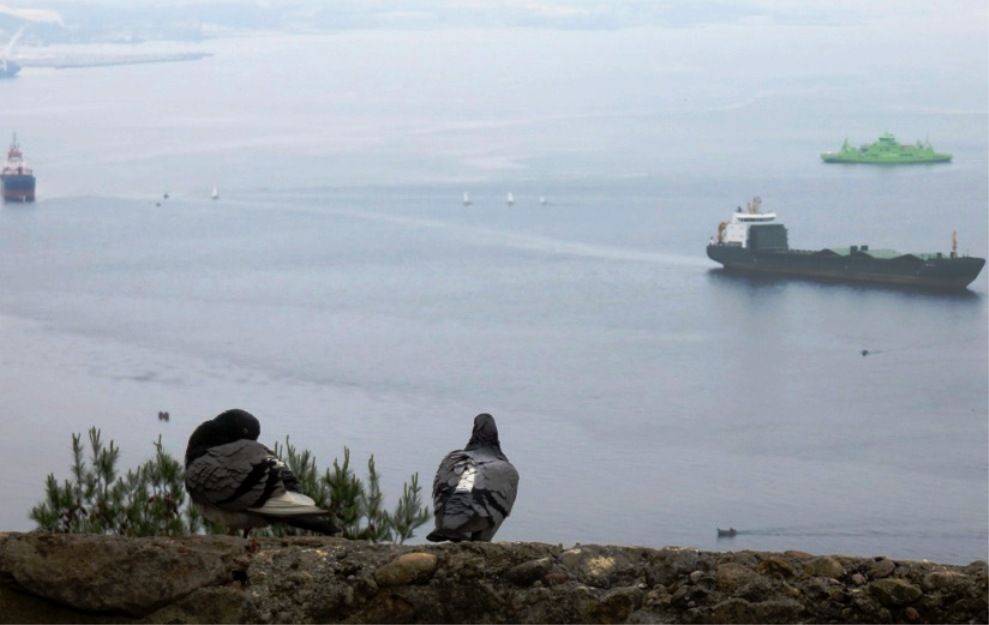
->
[951,230,957,258]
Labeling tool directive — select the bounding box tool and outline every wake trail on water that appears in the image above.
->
[52,192,709,268]
[32,194,711,268]
[717,527,987,540]
[287,202,709,269]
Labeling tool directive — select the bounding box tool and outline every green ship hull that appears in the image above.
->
[821,133,951,164]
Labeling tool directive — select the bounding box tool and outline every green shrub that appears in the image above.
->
[31,427,430,543]
[270,437,430,543]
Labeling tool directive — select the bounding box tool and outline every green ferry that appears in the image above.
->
[821,133,951,164]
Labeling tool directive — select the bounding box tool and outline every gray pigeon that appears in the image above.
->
[427,413,519,542]
[184,409,339,537]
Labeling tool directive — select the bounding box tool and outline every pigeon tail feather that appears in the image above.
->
[283,515,341,535]
[426,527,469,542]
[247,490,326,517]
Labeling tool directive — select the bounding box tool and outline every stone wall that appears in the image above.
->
[0,533,985,623]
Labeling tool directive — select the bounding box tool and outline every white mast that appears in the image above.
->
[1,26,25,73]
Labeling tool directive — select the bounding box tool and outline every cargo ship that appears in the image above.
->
[706,198,985,290]
[821,133,951,164]
[1,134,36,202]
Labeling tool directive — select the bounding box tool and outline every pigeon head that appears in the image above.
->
[185,409,261,466]
[212,409,261,441]
[465,413,501,450]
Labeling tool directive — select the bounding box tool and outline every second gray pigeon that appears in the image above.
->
[184,409,339,537]
[427,413,519,542]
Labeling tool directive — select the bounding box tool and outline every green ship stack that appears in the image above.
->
[821,133,951,164]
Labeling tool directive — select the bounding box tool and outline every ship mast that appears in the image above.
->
[951,230,958,258]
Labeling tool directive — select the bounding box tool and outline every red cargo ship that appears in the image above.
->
[1,134,36,202]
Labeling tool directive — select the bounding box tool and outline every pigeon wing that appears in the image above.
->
[474,457,519,520]
[185,439,324,516]
[432,450,473,515]
[248,450,328,517]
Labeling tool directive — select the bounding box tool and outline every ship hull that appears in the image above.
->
[707,245,985,290]
[821,154,952,164]
[1,174,36,202]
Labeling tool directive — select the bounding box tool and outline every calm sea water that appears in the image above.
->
[0,28,986,564]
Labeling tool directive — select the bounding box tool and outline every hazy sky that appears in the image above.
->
[2,1,986,36]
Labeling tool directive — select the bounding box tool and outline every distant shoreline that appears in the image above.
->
[16,52,211,70]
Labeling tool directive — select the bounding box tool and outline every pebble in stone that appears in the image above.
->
[373,552,438,587]
[585,556,616,578]
[542,571,570,587]
[506,557,552,586]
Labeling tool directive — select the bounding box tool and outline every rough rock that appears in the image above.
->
[867,557,897,579]
[922,569,969,593]
[0,533,246,616]
[715,563,761,591]
[757,555,796,579]
[804,556,844,579]
[869,577,923,607]
[0,533,985,624]
[709,597,804,624]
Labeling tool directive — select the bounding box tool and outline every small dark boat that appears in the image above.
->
[717,527,737,537]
